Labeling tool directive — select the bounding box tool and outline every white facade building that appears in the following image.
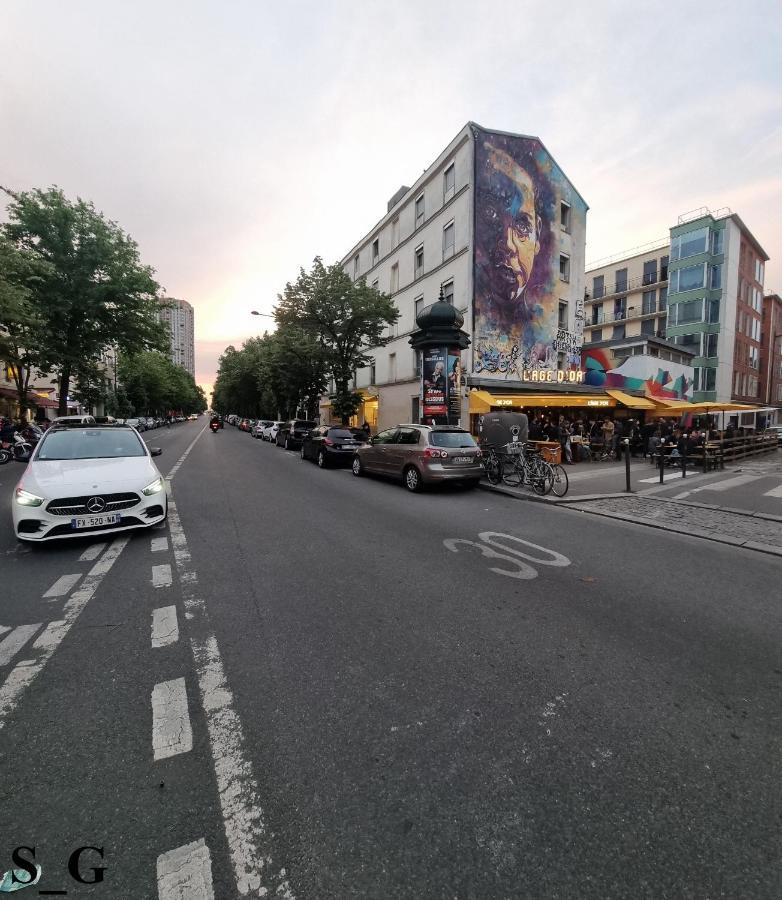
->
[158,298,195,376]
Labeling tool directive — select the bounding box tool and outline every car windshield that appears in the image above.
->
[37,428,146,460]
[294,421,315,429]
[429,431,477,448]
[328,429,355,439]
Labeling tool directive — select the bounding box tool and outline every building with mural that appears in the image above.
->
[581,335,695,400]
[324,123,589,431]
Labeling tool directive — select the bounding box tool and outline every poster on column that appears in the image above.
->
[422,347,447,418]
[447,349,462,420]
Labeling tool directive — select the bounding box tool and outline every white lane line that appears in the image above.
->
[0,626,10,639]
[763,483,782,498]
[0,624,43,667]
[152,677,193,760]
[152,564,173,588]
[167,497,295,898]
[79,542,106,562]
[0,536,130,729]
[166,424,208,481]
[43,573,82,599]
[151,606,179,648]
[700,473,761,493]
[151,536,169,553]
[639,471,685,483]
[157,839,215,900]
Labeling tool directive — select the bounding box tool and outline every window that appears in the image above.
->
[670,299,704,326]
[659,286,667,311]
[442,280,454,305]
[671,227,709,261]
[710,229,724,255]
[560,202,571,233]
[708,298,720,323]
[442,221,455,259]
[559,254,570,282]
[414,245,424,278]
[388,353,396,382]
[695,367,716,392]
[558,301,568,328]
[443,163,455,200]
[373,428,397,444]
[392,217,400,247]
[414,296,424,321]
[413,350,421,377]
[674,333,700,352]
[642,290,656,315]
[372,238,379,264]
[671,263,705,293]
[710,264,722,290]
[703,333,718,357]
[370,360,376,384]
[390,263,399,292]
[415,194,425,227]
[643,260,657,285]
[614,298,626,320]
[592,275,604,299]
[590,328,603,342]
[411,396,420,422]
[591,303,603,325]
[660,255,669,281]
[615,268,628,292]
[641,318,655,336]
[613,323,625,340]
[371,279,379,291]
[353,254,360,277]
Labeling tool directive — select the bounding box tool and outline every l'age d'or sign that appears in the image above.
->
[521,369,584,383]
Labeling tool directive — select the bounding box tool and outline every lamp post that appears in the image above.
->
[250,310,274,319]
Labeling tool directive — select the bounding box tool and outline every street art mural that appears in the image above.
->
[472,126,586,379]
[582,348,694,400]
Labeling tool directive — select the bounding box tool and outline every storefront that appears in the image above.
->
[319,389,379,429]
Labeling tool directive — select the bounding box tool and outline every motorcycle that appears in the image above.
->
[210,421,220,433]
[0,445,11,465]
[11,432,32,462]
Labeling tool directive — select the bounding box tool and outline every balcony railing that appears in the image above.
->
[588,307,666,326]
[586,272,668,302]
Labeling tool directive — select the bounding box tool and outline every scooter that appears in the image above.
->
[210,421,220,433]
[11,432,32,462]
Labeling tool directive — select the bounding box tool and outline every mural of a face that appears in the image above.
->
[479,143,541,311]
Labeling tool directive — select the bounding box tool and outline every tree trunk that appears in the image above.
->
[58,364,71,416]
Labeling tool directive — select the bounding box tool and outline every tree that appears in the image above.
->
[118,352,206,416]
[275,257,398,424]
[1,186,167,415]
[0,236,54,414]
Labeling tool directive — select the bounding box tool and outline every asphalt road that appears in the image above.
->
[1,421,781,899]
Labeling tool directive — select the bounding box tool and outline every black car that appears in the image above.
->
[300,426,366,467]
[276,419,316,450]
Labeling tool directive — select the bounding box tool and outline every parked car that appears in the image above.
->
[51,415,97,426]
[352,424,483,492]
[768,425,782,446]
[262,421,283,442]
[300,426,367,467]
[252,420,272,439]
[124,418,145,432]
[276,420,316,450]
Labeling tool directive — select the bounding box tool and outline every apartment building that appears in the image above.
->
[667,208,768,403]
[329,122,587,430]
[158,297,195,377]
[760,293,782,411]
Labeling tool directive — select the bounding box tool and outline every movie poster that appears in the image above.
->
[422,347,447,418]
[447,349,462,421]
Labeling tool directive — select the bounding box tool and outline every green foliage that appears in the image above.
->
[330,390,363,423]
[118,351,206,415]
[1,186,167,414]
[274,257,398,423]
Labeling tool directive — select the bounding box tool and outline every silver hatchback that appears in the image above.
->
[352,424,483,492]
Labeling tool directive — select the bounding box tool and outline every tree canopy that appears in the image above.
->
[118,351,206,416]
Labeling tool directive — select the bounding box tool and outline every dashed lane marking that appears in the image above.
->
[0,536,130,729]
[79,542,106,562]
[151,536,169,553]
[152,564,173,588]
[43,573,81,599]
[152,606,179,648]
[157,839,215,900]
[0,624,43,667]
[763,483,782,498]
[152,677,193,760]
[166,423,208,480]
[699,473,762,493]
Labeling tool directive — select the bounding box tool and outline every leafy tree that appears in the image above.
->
[118,351,206,416]
[0,235,54,413]
[1,186,167,415]
[274,257,398,423]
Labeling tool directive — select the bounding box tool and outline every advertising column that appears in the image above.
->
[422,347,447,424]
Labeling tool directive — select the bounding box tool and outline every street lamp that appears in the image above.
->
[251,310,274,318]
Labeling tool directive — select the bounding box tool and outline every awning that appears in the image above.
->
[687,402,758,412]
[605,389,656,410]
[650,398,696,410]
[469,390,616,414]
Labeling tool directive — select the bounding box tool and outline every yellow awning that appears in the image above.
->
[605,389,656,409]
[650,398,696,410]
[469,390,616,414]
[687,402,757,412]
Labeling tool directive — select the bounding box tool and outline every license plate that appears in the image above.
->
[453,456,472,464]
[71,513,121,529]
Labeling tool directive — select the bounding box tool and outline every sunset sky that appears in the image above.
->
[3,0,781,400]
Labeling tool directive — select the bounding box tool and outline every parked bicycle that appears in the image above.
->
[482,441,569,497]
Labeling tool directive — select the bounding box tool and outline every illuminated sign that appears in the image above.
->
[521,369,584,384]
[587,400,610,406]
[495,399,514,406]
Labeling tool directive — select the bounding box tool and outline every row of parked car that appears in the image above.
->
[119,415,197,432]
[224,414,484,492]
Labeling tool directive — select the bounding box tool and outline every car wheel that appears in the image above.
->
[352,456,363,477]
[317,450,327,468]
[404,465,422,492]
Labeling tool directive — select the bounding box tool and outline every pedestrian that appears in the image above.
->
[361,420,371,438]
[601,417,614,458]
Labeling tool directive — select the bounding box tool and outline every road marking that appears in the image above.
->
[152,677,193,760]
[152,564,173,588]
[0,536,130,729]
[152,606,179,648]
[0,626,10,639]
[157,839,215,900]
[79,543,106,561]
[42,573,81,599]
[699,474,761,493]
[0,624,43,667]
[166,424,208,481]
[151,536,169,552]
[167,496,295,898]
[639,471,685,483]
[763,483,782,498]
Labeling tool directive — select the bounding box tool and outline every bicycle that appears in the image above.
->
[548,463,569,497]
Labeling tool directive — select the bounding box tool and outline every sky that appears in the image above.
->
[2,0,781,399]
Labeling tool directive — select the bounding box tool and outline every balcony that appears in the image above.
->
[588,307,665,327]
[586,272,668,302]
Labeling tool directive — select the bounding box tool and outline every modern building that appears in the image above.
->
[325,122,589,431]
[158,297,195,376]
[760,293,782,415]
[666,208,768,404]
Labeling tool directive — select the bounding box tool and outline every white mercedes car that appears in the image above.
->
[12,424,167,542]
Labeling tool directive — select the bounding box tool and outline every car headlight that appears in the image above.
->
[15,487,44,507]
[142,477,164,496]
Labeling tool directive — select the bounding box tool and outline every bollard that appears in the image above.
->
[659,449,664,484]
[624,438,632,492]
[682,448,687,479]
